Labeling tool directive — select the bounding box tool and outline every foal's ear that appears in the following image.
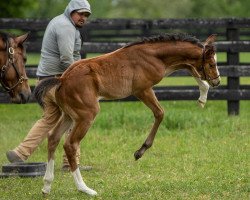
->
[204,34,217,45]
[14,32,30,44]
[205,45,216,58]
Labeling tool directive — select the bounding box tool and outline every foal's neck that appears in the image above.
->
[156,42,202,72]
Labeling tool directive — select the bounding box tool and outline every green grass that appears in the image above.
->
[0,100,249,200]
[240,53,250,63]
[26,53,40,65]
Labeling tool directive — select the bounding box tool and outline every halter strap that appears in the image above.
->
[200,46,207,80]
[199,45,220,81]
[0,37,28,94]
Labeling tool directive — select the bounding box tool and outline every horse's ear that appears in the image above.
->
[0,38,6,49]
[205,45,216,58]
[204,34,217,46]
[14,32,30,44]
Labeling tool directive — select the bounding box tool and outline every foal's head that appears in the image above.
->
[198,34,221,87]
[0,32,31,103]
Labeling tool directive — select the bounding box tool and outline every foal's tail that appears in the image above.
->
[33,77,61,108]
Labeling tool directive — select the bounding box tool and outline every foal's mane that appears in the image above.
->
[124,33,204,48]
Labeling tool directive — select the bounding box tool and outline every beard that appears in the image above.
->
[75,21,85,28]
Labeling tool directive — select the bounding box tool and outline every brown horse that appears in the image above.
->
[34,33,220,196]
[0,32,31,103]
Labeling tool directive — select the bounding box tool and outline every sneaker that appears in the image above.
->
[61,164,92,172]
[6,150,24,163]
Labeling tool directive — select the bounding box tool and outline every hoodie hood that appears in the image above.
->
[64,0,91,18]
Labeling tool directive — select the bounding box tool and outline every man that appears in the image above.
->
[6,0,92,171]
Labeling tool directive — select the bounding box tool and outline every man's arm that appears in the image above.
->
[57,26,75,70]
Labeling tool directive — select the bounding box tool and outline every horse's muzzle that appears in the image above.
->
[11,91,31,104]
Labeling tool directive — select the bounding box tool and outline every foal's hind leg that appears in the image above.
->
[134,88,164,160]
[42,113,72,195]
[64,103,99,196]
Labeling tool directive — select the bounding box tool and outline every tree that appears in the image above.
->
[1,0,250,19]
[27,0,68,19]
[189,0,250,18]
[0,0,36,18]
[89,0,250,19]
[97,0,193,19]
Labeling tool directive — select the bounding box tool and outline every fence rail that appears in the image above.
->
[1,18,250,115]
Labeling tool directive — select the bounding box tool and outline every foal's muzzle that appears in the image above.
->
[208,76,221,88]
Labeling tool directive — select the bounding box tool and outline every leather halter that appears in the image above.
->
[0,38,27,94]
[199,45,220,81]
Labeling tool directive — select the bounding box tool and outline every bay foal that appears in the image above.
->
[34,33,220,196]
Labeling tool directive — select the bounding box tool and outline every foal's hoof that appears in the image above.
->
[197,100,206,108]
[42,186,50,196]
[42,191,49,198]
[134,150,142,160]
[80,187,97,196]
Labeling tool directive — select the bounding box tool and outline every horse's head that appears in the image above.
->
[0,32,31,103]
[199,34,221,87]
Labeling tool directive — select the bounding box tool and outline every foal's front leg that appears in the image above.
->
[195,77,210,108]
[134,88,164,160]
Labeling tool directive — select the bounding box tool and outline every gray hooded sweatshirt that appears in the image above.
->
[36,0,91,77]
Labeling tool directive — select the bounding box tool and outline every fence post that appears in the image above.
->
[226,25,240,115]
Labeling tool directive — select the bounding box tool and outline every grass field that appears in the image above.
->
[0,100,249,199]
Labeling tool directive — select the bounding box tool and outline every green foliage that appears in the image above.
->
[0,0,36,18]
[190,0,250,18]
[90,0,250,19]
[98,0,193,19]
[88,0,114,18]
[2,0,250,19]
[27,0,68,18]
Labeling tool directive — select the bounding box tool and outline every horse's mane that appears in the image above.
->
[124,33,204,48]
[0,32,25,49]
[0,32,10,43]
